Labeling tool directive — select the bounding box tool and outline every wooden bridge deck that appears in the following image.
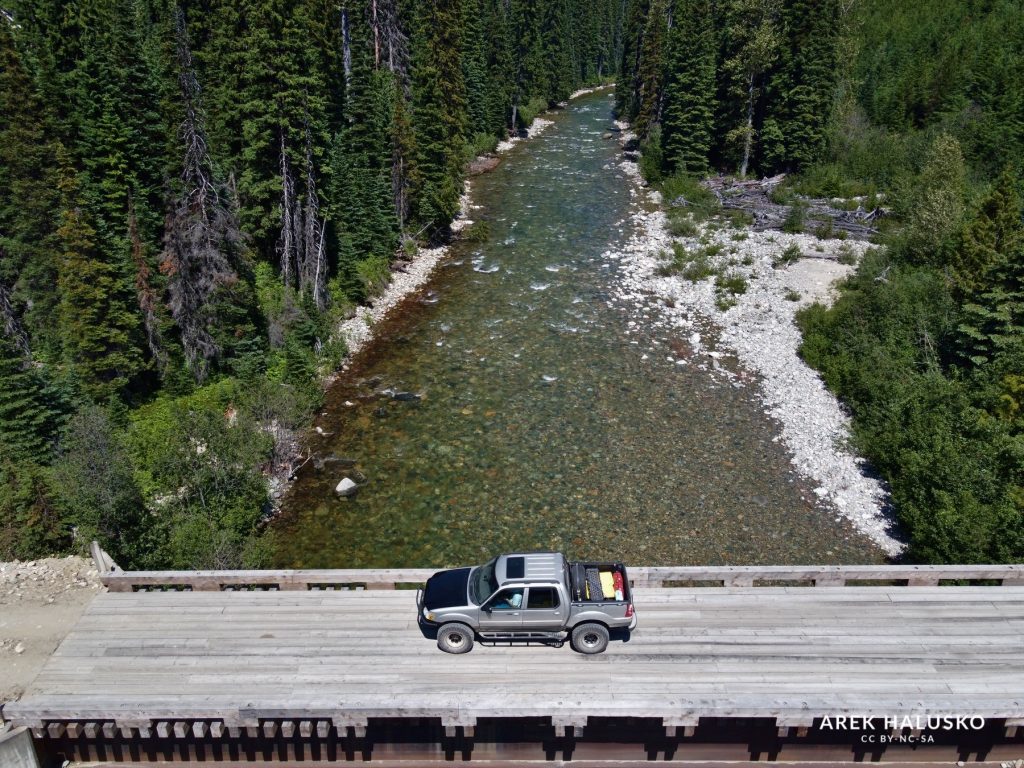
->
[7,584,1024,732]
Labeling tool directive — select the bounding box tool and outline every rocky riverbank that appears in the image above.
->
[605,150,905,556]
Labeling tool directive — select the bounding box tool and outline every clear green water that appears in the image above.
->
[272,92,886,569]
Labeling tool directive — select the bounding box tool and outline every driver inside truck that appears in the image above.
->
[493,589,524,609]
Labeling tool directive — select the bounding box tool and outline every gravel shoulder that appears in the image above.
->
[0,556,102,710]
[606,147,904,556]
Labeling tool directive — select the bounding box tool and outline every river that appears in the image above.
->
[272,91,886,568]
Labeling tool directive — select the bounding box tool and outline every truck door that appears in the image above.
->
[478,587,524,631]
[521,586,565,630]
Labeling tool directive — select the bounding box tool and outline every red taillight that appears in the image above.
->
[625,603,634,618]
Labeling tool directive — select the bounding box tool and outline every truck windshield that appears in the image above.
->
[470,557,498,604]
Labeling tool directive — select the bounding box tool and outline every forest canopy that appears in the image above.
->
[0,0,622,566]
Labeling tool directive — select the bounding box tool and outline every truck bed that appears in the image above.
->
[568,561,630,604]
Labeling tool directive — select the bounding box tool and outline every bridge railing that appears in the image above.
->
[90,544,1024,591]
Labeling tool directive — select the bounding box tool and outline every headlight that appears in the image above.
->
[425,611,435,621]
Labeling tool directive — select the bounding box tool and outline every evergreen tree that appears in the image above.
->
[769,0,840,172]
[954,168,1024,295]
[0,334,62,464]
[660,0,716,175]
[957,169,1024,366]
[0,17,61,358]
[461,0,491,136]
[632,0,667,138]
[55,148,145,401]
[410,0,467,236]
[615,0,649,121]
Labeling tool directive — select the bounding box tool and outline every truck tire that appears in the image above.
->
[571,623,609,654]
[437,623,474,654]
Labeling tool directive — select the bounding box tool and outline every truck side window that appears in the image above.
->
[527,587,559,609]
[490,588,524,610]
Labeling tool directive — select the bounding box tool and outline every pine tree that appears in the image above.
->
[0,334,62,464]
[615,0,649,121]
[482,0,515,135]
[955,167,1024,295]
[632,0,668,138]
[410,0,467,236]
[461,0,491,136]
[55,148,145,401]
[660,0,716,175]
[0,18,61,358]
[956,169,1024,366]
[769,0,840,172]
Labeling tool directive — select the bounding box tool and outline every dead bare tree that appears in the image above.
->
[161,6,244,382]
[279,120,328,311]
[341,5,352,90]
[128,198,166,371]
[0,271,30,358]
[301,124,328,311]
[279,131,297,288]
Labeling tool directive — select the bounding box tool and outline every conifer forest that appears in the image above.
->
[1,0,1022,567]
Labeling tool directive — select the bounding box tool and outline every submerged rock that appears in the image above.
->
[392,391,422,402]
[335,477,358,497]
[316,455,357,471]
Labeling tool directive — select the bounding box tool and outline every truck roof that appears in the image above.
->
[496,552,566,584]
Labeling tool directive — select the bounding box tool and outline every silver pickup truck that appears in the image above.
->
[416,552,637,654]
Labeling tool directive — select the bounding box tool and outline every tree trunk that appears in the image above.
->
[371,0,380,68]
[0,275,30,358]
[341,8,352,90]
[739,72,755,179]
[279,132,295,288]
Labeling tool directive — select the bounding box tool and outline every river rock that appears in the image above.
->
[468,155,502,175]
[335,477,358,497]
[317,455,357,470]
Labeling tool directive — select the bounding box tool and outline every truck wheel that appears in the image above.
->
[571,623,609,654]
[437,623,474,654]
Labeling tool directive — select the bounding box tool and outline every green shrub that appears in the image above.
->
[720,208,754,228]
[658,242,719,281]
[461,220,491,242]
[716,271,748,297]
[639,126,664,184]
[782,200,808,233]
[666,211,699,237]
[658,174,719,220]
[466,131,499,160]
[517,96,549,129]
[836,243,858,265]
[813,218,835,239]
[773,243,803,268]
[356,253,392,297]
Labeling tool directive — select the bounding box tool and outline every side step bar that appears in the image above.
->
[478,630,565,641]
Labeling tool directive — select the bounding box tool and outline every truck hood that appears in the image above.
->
[423,567,472,609]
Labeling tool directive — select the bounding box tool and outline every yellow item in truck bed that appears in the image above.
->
[600,571,615,599]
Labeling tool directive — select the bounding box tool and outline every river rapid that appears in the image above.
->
[272,91,887,569]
